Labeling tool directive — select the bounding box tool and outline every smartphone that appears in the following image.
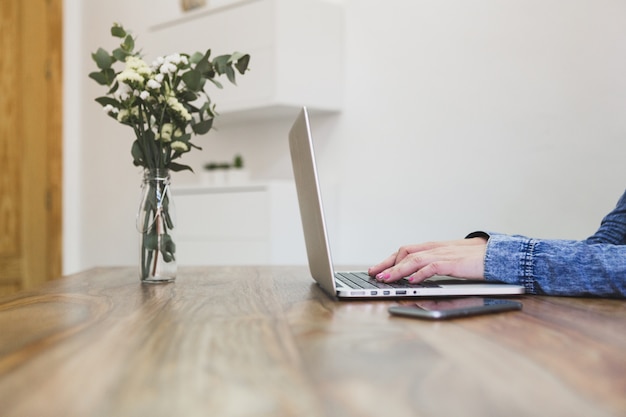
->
[388,297,522,320]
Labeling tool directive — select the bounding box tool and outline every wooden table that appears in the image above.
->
[0,266,624,417]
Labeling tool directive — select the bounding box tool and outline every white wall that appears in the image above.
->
[64,0,626,273]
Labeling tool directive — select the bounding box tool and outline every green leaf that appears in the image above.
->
[189,51,205,65]
[143,232,158,250]
[179,90,198,102]
[92,48,113,70]
[161,251,173,263]
[131,140,145,165]
[188,141,202,151]
[168,162,193,173]
[111,24,126,38]
[112,47,130,62]
[198,101,216,118]
[161,233,176,251]
[95,96,119,107]
[88,68,116,85]
[212,55,230,75]
[88,71,109,85]
[194,51,211,75]
[192,118,213,135]
[164,211,175,230]
[122,34,135,52]
[175,133,192,142]
[225,66,236,85]
[228,52,245,63]
[181,69,202,92]
[234,54,250,74]
[143,129,156,141]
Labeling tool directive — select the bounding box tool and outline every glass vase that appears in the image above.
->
[137,168,177,283]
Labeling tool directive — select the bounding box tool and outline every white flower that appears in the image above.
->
[125,56,152,78]
[116,107,140,122]
[159,62,177,75]
[146,80,160,90]
[155,73,164,83]
[159,123,174,142]
[167,96,192,121]
[117,68,144,86]
[117,108,129,122]
[146,79,161,90]
[113,82,132,102]
[102,104,118,114]
[171,141,189,152]
[139,90,150,100]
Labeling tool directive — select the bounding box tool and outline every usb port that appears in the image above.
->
[371,291,378,295]
[396,290,407,295]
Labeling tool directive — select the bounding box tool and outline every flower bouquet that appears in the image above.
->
[89,23,250,282]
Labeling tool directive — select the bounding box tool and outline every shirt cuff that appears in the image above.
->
[483,233,537,293]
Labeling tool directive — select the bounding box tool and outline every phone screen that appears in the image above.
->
[388,297,522,320]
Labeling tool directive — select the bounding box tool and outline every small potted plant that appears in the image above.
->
[202,154,248,185]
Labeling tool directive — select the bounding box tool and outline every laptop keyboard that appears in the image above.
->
[334,272,441,289]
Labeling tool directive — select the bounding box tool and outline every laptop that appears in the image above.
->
[288,107,525,299]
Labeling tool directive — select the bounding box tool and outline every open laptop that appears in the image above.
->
[288,107,525,299]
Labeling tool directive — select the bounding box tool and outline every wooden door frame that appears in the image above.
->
[0,0,62,293]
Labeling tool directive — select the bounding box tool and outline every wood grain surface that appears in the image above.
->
[0,266,624,417]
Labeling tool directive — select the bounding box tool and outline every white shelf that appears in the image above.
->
[144,0,344,124]
[172,181,306,265]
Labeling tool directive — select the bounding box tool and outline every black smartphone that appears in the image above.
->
[388,297,522,320]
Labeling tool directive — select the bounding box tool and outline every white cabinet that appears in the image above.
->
[172,181,306,265]
[145,0,344,123]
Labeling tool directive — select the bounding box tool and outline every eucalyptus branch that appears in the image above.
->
[89,22,250,172]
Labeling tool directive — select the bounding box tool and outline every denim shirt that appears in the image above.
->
[476,190,626,298]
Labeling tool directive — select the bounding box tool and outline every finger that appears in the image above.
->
[378,253,432,282]
[392,241,464,264]
[371,245,428,280]
[368,252,399,277]
[386,243,435,273]
[393,246,412,265]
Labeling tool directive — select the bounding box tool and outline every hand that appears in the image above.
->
[367,238,488,284]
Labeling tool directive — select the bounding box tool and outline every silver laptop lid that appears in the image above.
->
[288,107,337,295]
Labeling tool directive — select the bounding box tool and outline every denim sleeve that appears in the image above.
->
[483,234,626,297]
[467,190,626,298]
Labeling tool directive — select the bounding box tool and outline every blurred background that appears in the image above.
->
[62,0,626,274]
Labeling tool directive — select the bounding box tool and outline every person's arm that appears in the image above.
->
[369,234,626,298]
[483,190,626,296]
[369,190,626,298]
[484,233,626,298]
